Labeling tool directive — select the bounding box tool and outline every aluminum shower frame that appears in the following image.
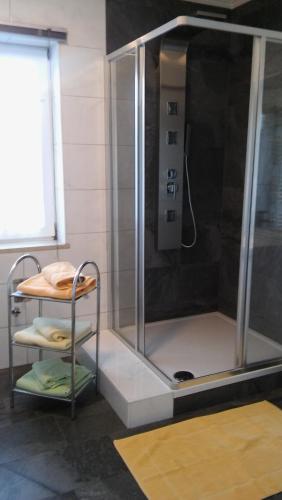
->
[108,16,282,390]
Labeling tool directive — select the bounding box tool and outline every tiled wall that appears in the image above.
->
[106,0,230,54]
[106,0,252,324]
[144,33,229,322]
[0,0,109,369]
[232,0,282,31]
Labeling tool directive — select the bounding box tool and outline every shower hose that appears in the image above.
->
[181,153,197,249]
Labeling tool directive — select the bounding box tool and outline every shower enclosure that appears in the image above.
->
[108,16,282,388]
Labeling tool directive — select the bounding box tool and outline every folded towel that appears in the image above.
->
[42,261,85,290]
[33,317,92,341]
[16,364,92,397]
[33,358,76,389]
[14,325,91,350]
[17,272,96,300]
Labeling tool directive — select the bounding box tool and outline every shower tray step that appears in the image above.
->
[80,329,173,428]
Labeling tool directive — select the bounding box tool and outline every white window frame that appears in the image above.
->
[0,32,65,251]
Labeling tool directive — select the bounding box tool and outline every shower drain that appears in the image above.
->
[173,371,195,382]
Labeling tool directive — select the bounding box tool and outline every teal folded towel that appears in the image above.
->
[33,358,79,389]
[16,363,92,397]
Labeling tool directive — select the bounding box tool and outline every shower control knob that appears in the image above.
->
[167,182,178,199]
[168,168,177,179]
[167,101,178,115]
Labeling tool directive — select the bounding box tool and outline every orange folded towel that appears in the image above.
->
[42,261,85,290]
[17,262,96,300]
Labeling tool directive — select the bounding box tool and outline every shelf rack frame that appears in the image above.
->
[7,254,100,419]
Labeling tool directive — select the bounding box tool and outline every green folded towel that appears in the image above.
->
[33,358,80,389]
[16,364,93,398]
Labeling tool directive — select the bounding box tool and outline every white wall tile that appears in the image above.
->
[117,270,135,310]
[11,0,106,49]
[115,55,135,101]
[59,232,109,274]
[117,146,135,189]
[23,249,59,277]
[67,0,105,49]
[115,99,135,146]
[65,190,107,234]
[0,0,108,369]
[60,45,104,98]
[63,145,106,190]
[118,189,135,231]
[26,299,69,324]
[1,289,9,327]
[105,143,111,189]
[105,181,112,233]
[62,96,105,145]
[0,328,28,369]
[76,311,110,330]
[0,0,9,21]
[115,230,135,272]
[119,308,135,328]
[0,252,23,284]
[0,284,27,328]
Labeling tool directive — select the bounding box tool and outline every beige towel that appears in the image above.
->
[17,272,96,299]
[42,261,85,290]
[14,325,91,350]
[33,317,92,341]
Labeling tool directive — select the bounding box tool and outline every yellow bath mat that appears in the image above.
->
[114,401,282,500]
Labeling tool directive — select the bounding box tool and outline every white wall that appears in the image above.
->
[0,0,109,368]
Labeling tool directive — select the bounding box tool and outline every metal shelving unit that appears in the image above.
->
[7,254,100,419]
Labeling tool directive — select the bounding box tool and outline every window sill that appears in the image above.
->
[0,241,70,254]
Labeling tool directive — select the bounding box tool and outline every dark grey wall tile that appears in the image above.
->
[106,0,229,54]
[232,0,282,31]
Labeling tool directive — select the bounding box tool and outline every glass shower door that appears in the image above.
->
[110,51,137,347]
[246,41,282,365]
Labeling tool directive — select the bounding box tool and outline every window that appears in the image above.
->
[0,41,59,246]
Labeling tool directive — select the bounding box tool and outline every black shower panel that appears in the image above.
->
[157,38,188,250]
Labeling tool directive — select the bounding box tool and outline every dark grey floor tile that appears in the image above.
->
[0,416,65,465]
[45,493,78,500]
[0,465,53,500]
[0,366,31,401]
[6,449,80,495]
[0,396,50,429]
[74,478,120,500]
[264,493,282,499]
[56,401,125,443]
[0,365,281,500]
[103,471,146,499]
[74,472,145,500]
[63,436,127,481]
[269,397,282,410]
[0,388,101,428]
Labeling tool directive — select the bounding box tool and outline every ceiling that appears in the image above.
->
[183,0,252,9]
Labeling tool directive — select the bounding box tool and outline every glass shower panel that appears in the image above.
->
[110,52,136,347]
[143,28,253,381]
[246,41,282,364]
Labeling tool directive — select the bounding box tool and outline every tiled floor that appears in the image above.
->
[0,365,281,500]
